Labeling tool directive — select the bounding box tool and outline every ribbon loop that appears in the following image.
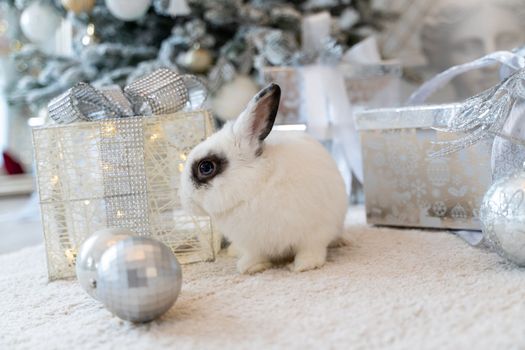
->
[181,74,208,110]
[124,69,189,116]
[48,69,207,124]
[408,51,525,105]
[405,49,525,158]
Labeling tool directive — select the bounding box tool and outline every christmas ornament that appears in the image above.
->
[96,237,182,323]
[61,0,96,14]
[75,228,132,299]
[105,0,152,21]
[177,45,213,74]
[212,75,259,121]
[2,151,25,175]
[20,1,61,43]
[481,169,525,266]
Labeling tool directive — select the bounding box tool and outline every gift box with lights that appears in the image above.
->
[32,70,220,280]
[355,104,492,230]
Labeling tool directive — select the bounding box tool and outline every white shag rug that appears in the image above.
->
[2,206,525,350]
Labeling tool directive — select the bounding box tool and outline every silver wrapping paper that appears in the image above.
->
[356,105,492,230]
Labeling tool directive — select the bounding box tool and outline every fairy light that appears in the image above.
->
[102,123,117,137]
[0,20,7,34]
[11,40,23,52]
[64,248,76,265]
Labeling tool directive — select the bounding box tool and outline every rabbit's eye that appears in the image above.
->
[198,160,216,177]
[191,154,228,186]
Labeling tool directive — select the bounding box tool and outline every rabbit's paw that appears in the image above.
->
[289,247,327,272]
[237,255,272,274]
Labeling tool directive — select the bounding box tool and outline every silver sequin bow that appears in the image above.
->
[430,68,525,157]
[48,69,207,124]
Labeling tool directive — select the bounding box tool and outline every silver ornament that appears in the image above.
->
[75,228,132,300]
[96,237,182,323]
[481,170,525,266]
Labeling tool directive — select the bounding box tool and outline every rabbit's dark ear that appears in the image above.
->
[233,83,281,144]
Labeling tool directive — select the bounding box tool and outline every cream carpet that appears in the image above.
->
[2,206,525,349]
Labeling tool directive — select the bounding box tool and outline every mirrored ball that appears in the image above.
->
[75,228,132,299]
[96,237,182,323]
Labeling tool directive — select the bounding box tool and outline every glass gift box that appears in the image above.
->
[33,111,220,280]
[355,104,492,230]
[261,66,303,125]
[262,62,402,126]
[338,61,402,109]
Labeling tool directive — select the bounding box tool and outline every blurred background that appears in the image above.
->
[1,0,524,253]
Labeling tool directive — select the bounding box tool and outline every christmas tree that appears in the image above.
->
[5,0,390,119]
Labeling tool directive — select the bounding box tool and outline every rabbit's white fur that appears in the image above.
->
[180,84,347,274]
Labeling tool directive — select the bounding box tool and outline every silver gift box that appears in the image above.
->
[355,104,492,230]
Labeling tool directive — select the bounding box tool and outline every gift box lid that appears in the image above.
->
[354,103,460,131]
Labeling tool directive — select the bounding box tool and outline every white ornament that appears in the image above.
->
[20,2,61,43]
[212,75,260,121]
[105,0,152,21]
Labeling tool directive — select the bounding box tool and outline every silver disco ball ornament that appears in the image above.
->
[96,237,182,323]
[75,228,132,299]
[481,170,525,266]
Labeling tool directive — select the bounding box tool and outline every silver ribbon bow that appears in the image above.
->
[408,50,525,158]
[48,69,207,124]
[429,69,525,157]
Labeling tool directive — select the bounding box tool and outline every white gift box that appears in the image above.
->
[355,104,492,230]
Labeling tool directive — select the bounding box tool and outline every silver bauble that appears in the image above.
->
[96,237,182,323]
[481,170,525,266]
[75,228,132,300]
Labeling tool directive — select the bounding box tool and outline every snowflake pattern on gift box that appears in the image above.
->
[492,138,525,180]
[432,201,447,217]
[361,125,492,229]
[411,179,427,199]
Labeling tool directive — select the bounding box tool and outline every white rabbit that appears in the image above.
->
[180,83,347,274]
